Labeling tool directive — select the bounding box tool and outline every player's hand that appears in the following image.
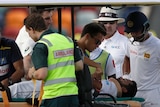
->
[28,67,35,79]
[95,63,103,79]
[1,78,9,88]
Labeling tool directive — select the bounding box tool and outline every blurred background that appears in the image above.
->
[0,5,159,40]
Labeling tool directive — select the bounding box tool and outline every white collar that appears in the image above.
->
[107,31,121,42]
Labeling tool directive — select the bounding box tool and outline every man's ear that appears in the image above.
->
[86,33,90,39]
[121,87,127,93]
[29,27,36,34]
[29,27,33,31]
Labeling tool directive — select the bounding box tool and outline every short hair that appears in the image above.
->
[117,78,137,97]
[24,13,47,32]
[81,22,106,38]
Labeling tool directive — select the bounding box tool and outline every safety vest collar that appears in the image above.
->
[40,38,53,47]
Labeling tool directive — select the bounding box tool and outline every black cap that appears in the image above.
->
[36,6,55,11]
[29,6,54,14]
[125,11,149,33]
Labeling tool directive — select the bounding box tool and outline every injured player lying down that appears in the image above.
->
[0,77,137,99]
[92,75,137,98]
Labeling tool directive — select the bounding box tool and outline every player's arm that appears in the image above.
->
[123,56,130,75]
[74,45,84,71]
[23,55,33,80]
[84,56,103,79]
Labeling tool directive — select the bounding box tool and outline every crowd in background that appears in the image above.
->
[0,6,159,40]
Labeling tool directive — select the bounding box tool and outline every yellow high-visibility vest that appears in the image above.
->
[38,33,78,99]
[89,50,109,79]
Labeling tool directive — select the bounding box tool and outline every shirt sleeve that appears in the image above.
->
[125,38,132,57]
[21,38,36,57]
[11,40,23,63]
[31,43,48,70]
[74,45,83,63]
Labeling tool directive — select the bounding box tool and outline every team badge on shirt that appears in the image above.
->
[144,53,150,61]
[144,53,150,58]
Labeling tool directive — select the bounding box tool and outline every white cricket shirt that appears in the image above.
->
[126,33,160,90]
[99,31,128,78]
[15,26,36,57]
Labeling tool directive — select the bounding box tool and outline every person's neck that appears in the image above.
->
[109,77,122,97]
[105,31,116,39]
[36,30,46,41]
[77,39,85,52]
[143,32,150,41]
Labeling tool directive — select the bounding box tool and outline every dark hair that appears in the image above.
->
[29,6,53,14]
[81,22,106,38]
[24,13,47,32]
[118,79,137,97]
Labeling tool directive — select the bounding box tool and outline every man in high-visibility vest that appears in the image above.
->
[25,13,82,107]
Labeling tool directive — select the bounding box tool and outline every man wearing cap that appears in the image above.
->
[92,7,129,78]
[123,11,160,107]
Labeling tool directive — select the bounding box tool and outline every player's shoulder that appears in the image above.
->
[119,34,129,41]
[116,31,129,41]
[1,37,15,46]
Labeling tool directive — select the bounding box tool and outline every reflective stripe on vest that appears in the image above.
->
[89,50,109,79]
[45,77,76,86]
[48,60,74,71]
[40,38,53,46]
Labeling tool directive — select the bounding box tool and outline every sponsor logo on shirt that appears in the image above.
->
[111,45,120,49]
[54,48,73,58]
[24,47,30,52]
[105,80,109,85]
[0,64,9,76]
[0,46,11,50]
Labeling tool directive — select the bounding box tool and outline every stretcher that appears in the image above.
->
[94,97,144,107]
[0,82,37,107]
[0,93,144,107]
[92,93,144,107]
[0,98,35,107]
[0,86,144,107]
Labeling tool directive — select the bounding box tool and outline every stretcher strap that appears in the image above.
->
[38,81,44,107]
[1,91,10,107]
[32,79,36,107]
